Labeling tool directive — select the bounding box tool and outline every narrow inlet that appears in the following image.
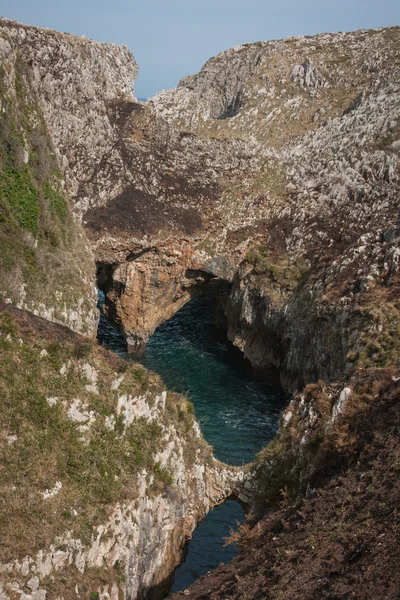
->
[97,293,284,593]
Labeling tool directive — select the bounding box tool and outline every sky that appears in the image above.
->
[1,0,399,98]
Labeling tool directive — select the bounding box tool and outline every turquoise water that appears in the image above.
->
[97,293,284,593]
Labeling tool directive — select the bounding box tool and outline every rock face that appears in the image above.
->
[0,20,265,347]
[0,20,257,600]
[95,240,234,350]
[97,26,400,381]
[150,26,400,394]
[0,306,247,600]
[151,27,400,144]
[0,19,138,215]
[0,20,98,335]
[290,58,329,88]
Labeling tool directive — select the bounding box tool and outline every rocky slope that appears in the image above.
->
[150,26,400,394]
[172,369,400,600]
[151,27,400,146]
[0,304,247,600]
[96,26,400,370]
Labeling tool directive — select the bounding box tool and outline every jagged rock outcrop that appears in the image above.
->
[95,239,234,350]
[290,57,329,88]
[0,19,266,347]
[0,305,248,600]
[223,73,400,392]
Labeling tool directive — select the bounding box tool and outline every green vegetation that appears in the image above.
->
[245,245,308,294]
[0,309,209,565]
[44,181,68,221]
[0,164,39,235]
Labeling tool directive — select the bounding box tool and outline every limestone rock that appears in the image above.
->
[290,58,329,88]
[26,577,39,592]
[332,387,352,421]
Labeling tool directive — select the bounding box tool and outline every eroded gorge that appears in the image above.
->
[0,17,399,600]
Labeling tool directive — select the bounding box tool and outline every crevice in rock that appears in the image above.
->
[218,89,244,119]
[95,290,283,600]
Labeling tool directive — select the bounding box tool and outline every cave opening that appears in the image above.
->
[97,292,284,462]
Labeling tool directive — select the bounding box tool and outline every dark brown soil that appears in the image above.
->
[84,185,203,236]
[171,375,400,600]
[107,100,143,130]
[0,303,84,343]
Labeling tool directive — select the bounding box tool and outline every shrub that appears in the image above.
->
[1,164,39,235]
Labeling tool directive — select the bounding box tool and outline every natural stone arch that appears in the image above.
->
[96,240,235,352]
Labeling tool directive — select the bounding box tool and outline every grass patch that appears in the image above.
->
[0,163,39,235]
[244,246,308,299]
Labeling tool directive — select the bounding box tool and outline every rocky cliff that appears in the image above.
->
[150,26,400,394]
[0,20,101,334]
[95,26,400,597]
[93,26,400,401]
[0,19,251,600]
[147,27,400,599]
[172,369,400,600]
[0,305,246,600]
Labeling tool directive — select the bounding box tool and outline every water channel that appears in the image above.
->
[97,293,284,593]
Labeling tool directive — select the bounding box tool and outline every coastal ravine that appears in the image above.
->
[97,293,285,593]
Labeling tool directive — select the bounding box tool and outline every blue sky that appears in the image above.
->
[1,0,399,98]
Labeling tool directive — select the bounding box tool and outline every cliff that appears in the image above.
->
[150,26,400,394]
[92,26,400,400]
[0,304,246,600]
[0,20,101,334]
[0,19,249,600]
[3,19,397,376]
[172,370,400,600]
[150,27,400,599]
